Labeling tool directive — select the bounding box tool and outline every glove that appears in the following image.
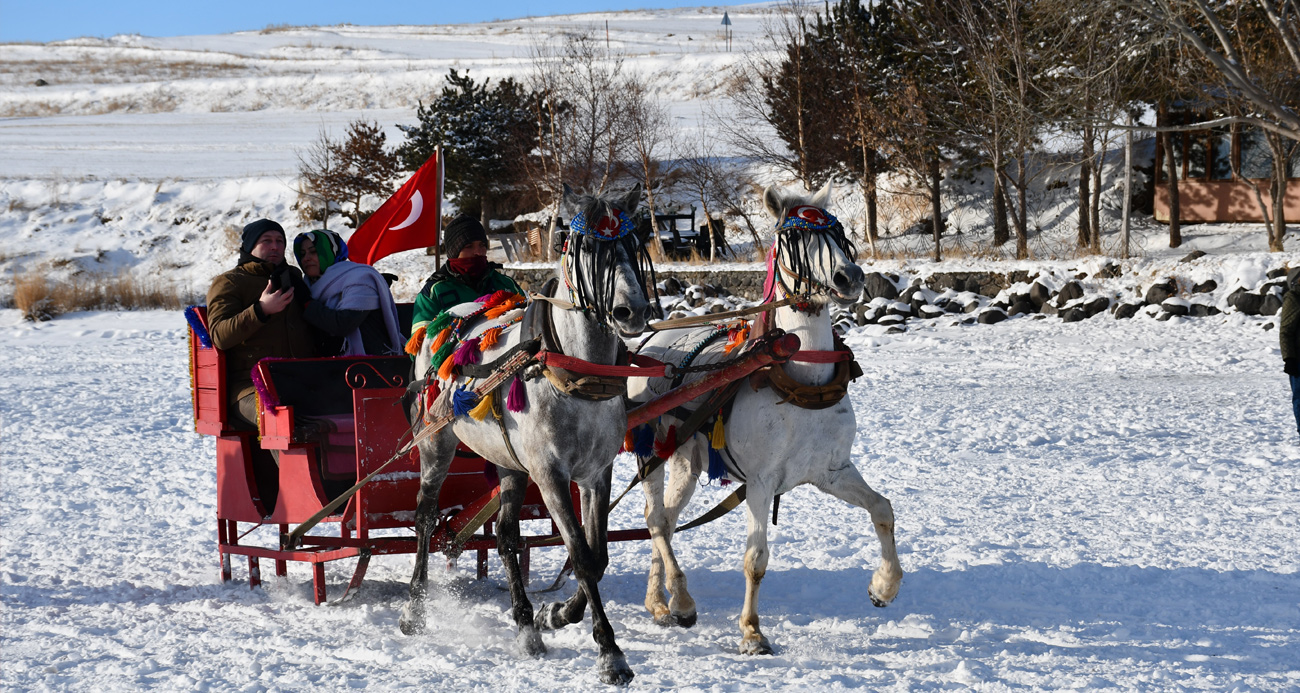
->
[1285,359,1300,377]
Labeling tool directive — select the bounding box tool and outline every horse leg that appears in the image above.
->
[642,444,701,627]
[399,431,456,636]
[496,467,545,656]
[738,483,774,655]
[533,468,633,685]
[814,464,903,607]
[536,465,613,630]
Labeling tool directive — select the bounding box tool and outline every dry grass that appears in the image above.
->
[13,269,188,321]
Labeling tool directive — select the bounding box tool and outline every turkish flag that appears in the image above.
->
[348,150,443,265]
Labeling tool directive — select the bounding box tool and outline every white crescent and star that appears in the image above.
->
[389,190,423,231]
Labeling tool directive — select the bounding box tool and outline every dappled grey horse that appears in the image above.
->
[401,184,654,685]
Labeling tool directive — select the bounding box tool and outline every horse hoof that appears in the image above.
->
[517,627,546,657]
[654,612,697,628]
[739,636,773,655]
[597,653,634,686]
[868,581,898,608]
[398,609,425,636]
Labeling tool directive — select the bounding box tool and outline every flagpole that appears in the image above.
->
[435,145,443,268]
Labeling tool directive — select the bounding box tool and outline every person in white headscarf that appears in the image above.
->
[294,230,403,356]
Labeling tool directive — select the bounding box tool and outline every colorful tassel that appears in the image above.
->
[404,325,427,356]
[452,388,478,417]
[424,379,441,410]
[484,297,523,320]
[428,327,452,354]
[437,354,457,381]
[654,425,678,459]
[428,311,453,333]
[633,425,655,457]
[708,447,727,482]
[468,392,494,421]
[184,306,212,348]
[477,289,514,306]
[454,338,482,366]
[724,323,750,355]
[623,430,636,453]
[431,341,456,374]
[710,416,726,449]
[506,375,527,412]
[479,326,502,350]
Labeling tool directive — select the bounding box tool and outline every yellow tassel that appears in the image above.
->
[480,326,502,350]
[710,415,726,449]
[404,325,427,356]
[428,327,452,354]
[468,392,494,421]
[437,354,456,381]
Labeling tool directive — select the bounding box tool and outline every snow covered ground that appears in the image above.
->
[4,4,1300,690]
[2,307,1297,691]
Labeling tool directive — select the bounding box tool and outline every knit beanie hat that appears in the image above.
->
[240,219,285,255]
[294,230,348,274]
[442,214,489,259]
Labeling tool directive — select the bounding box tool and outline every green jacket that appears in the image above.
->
[1280,286,1300,362]
[411,262,523,333]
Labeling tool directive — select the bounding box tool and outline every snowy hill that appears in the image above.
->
[2,2,1298,304]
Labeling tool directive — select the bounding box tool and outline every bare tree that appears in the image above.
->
[295,128,344,228]
[624,75,676,263]
[524,29,631,258]
[677,125,736,262]
[1125,0,1300,140]
[716,1,820,188]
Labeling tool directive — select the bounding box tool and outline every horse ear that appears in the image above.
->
[562,183,580,215]
[620,183,642,215]
[762,186,785,221]
[810,180,833,209]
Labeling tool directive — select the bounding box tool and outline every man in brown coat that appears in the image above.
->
[206,219,315,430]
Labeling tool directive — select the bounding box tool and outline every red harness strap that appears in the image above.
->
[789,350,853,363]
[536,351,669,378]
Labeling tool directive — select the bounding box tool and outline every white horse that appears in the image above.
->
[627,183,902,655]
[401,184,653,685]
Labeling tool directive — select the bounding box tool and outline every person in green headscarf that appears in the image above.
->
[294,230,404,356]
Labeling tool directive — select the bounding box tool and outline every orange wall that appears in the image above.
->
[1154,178,1300,223]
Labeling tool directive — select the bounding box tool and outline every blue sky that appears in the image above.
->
[0,1,720,43]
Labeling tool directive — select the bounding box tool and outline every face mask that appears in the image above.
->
[449,255,488,280]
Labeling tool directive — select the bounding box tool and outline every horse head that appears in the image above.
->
[762,182,864,306]
[560,183,657,335]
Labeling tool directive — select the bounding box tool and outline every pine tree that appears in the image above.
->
[396,69,543,221]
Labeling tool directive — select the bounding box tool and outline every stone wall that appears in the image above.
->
[501,265,1032,300]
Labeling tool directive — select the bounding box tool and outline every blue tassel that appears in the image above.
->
[452,387,478,417]
[708,446,727,483]
[184,306,211,348]
[633,425,655,457]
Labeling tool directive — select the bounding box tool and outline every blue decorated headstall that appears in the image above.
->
[778,205,840,233]
[570,208,636,241]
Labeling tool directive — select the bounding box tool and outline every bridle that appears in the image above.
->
[559,206,659,328]
[767,205,858,314]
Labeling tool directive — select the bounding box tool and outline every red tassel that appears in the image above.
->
[622,430,635,453]
[654,425,678,458]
